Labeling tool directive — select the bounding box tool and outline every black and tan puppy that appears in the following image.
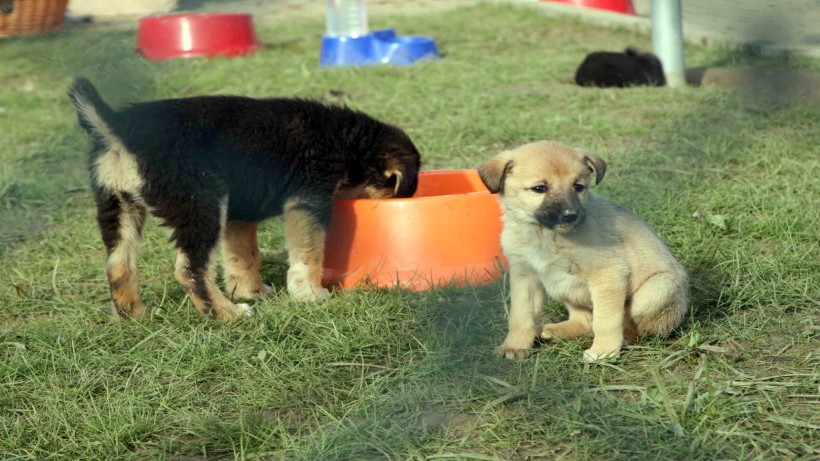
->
[69,78,420,321]
[479,141,688,362]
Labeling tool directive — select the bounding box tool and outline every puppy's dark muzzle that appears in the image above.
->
[559,209,580,224]
[536,206,585,230]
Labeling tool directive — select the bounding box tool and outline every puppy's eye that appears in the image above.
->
[529,185,548,194]
[574,184,586,192]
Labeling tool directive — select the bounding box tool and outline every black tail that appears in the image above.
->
[68,77,117,139]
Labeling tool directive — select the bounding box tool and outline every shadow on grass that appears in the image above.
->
[262,284,599,459]
[239,283,738,460]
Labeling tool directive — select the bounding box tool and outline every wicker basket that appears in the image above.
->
[0,0,69,37]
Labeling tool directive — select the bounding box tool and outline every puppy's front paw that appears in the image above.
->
[311,286,331,301]
[583,347,620,363]
[287,262,331,302]
[259,283,273,296]
[219,302,255,321]
[495,335,535,360]
[290,283,331,302]
[230,282,273,300]
[496,344,532,360]
[236,302,255,318]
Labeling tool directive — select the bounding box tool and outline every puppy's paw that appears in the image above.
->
[237,303,255,317]
[582,347,620,363]
[539,324,556,340]
[258,283,273,296]
[246,283,273,299]
[290,283,331,302]
[287,262,331,302]
[230,283,273,300]
[539,319,592,341]
[311,286,331,301]
[495,336,535,360]
[496,344,532,360]
[219,302,255,322]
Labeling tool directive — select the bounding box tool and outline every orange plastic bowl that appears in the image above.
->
[322,169,508,291]
[136,13,261,60]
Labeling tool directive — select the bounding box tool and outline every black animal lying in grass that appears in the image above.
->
[575,47,666,87]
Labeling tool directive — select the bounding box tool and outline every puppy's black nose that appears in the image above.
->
[560,209,579,224]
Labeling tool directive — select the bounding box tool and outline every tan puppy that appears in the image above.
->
[479,141,688,362]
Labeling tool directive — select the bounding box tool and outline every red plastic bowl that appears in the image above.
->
[137,13,261,60]
[322,170,508,291]
[544,0,635,15]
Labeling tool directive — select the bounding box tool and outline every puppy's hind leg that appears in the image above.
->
[283,197,331,302]
[168,199,253,321]
[222,220,272,300]
[630,272,689,338]
[540,304,593,340]
[95,190,147,320]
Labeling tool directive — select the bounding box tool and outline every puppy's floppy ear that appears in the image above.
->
[580,151,607,185]
[385,163,419,198]
[478,153,514,194]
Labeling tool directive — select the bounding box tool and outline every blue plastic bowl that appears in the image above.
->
[320,28,440,67]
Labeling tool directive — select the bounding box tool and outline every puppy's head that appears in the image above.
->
[625,47,666,86]
[336,124,421,200]
[478,141,606,233]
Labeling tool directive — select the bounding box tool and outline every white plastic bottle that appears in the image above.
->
[325,0,369,37]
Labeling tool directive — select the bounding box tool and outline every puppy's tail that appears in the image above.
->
[68,77,118,144]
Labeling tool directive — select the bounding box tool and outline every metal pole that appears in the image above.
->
[651,0,685,87]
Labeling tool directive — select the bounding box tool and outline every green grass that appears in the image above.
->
[1,3,818,460]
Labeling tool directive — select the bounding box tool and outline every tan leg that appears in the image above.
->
[283,199,331,301]
[102,196,147,320]
[497,261,544,359]
[584,271,628,363]
[174,250,253,321]
[171,200,253,321]
[540,304,593,340]
[222,220,272,300]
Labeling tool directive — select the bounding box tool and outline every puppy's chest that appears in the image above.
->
[524,247,591,306]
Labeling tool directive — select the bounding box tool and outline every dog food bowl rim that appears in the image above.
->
[334,169,490,205]
[140,12,252,21]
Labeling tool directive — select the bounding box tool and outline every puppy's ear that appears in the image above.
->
[581,152,607,185]
[385,166,418,198]
[478,153,514,194]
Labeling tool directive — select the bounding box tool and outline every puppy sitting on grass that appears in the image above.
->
[479,141,688,362]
